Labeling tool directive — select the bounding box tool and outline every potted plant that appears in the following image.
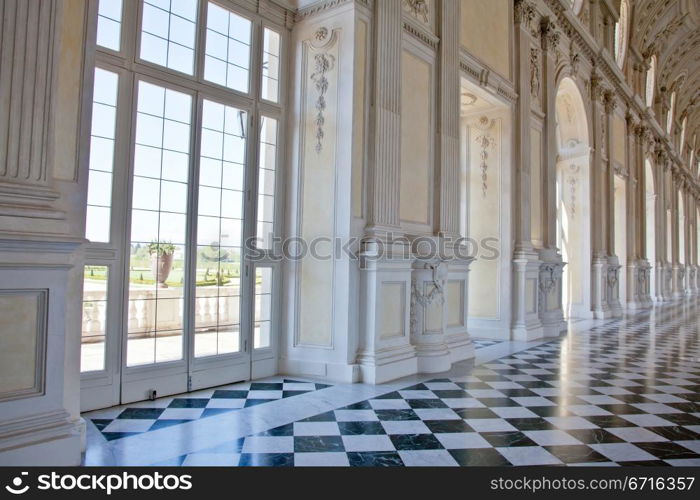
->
[148,241,176,288]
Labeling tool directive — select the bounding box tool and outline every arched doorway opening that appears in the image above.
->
[555,77,591,318]
[645,159,657,299]
[459,77,513,339]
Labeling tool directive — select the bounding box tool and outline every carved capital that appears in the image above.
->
[590,73,605,101]
[603,90,617,114]
[540,17,560,51]
[514,0,536,28]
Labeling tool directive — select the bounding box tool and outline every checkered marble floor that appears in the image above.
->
[161,304,700,466]
[84,379,331,441]
[472,339,506,349]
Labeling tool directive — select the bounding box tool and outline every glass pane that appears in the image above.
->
[204,2,251,93]
[96,0,123,51]
[254,267,273,349]
[127,81,192,367]
[194,99,247,358]
[140,0,198,75]
[81,266,109,372]
[256,116,277,249]
[86,68,118,243]
[262,28,281,102]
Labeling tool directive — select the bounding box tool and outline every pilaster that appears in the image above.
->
[366,0,402,236]
[511,0,543,341]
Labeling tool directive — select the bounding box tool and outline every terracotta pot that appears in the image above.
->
[150,253,174,288]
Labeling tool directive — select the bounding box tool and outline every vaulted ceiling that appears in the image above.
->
[631,0,700,151]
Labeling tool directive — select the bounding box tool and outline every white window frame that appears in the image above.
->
[80,0,289,408]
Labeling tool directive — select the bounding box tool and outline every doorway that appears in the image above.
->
[554,78,591,318]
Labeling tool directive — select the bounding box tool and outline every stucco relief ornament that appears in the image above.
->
[530,48,540,100]
[403,0,429,23]
[474,116,496,198]
[314,27,328,41]
[539,263,559,296]
[607,266,619,289]
[567,164,580,218]
[310,52,335,154]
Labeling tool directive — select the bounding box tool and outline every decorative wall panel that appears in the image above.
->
[298,29,340,347]
[0,290,47,401]
[399,50,432,226]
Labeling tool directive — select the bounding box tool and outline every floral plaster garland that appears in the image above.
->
[310,53,335,153]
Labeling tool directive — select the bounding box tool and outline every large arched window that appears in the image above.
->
[614,0,629,68]
[680,115,688,155]
[667,90,676,134]
[645,55,656,107]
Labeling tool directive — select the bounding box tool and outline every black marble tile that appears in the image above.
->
[102,432,142,441]
[476,398,521,407]
[168,398,209,409]
[543,444,610,463]
[454,408,499,419]
[282,391,311,398]
[401,383,430,391]
[645,425,700,441]
[422,419,473,434]
[211,390,248,399]
[634,442,700,460]
[615,460,671,466]
[238,453,294,467]
[655,413,700,426]
[432,390,471,399]
[480,431,537,448]
[338,421,386,435]
[390,433,443,450]
[373,391,403,400]
[596,404,647,415]
[528,406,571,417]
[504,417,557,431]
[564,428,626,444]
[375,409,420,421]
[583,415,639,428]
[91,419,113,431]
[249,383,283,391]
[117,408,165,419]
[449,448,512,466]
[667,402,700,413]
[406,398,449,409]
[498,389,539,398]
[294,436,345,453]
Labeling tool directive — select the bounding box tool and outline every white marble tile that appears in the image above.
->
[399,450,458,466]
[341,435,394,452]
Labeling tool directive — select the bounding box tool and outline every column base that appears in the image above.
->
[279,358,361,384]
[0,411,82,466]
[512,323,544,341]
